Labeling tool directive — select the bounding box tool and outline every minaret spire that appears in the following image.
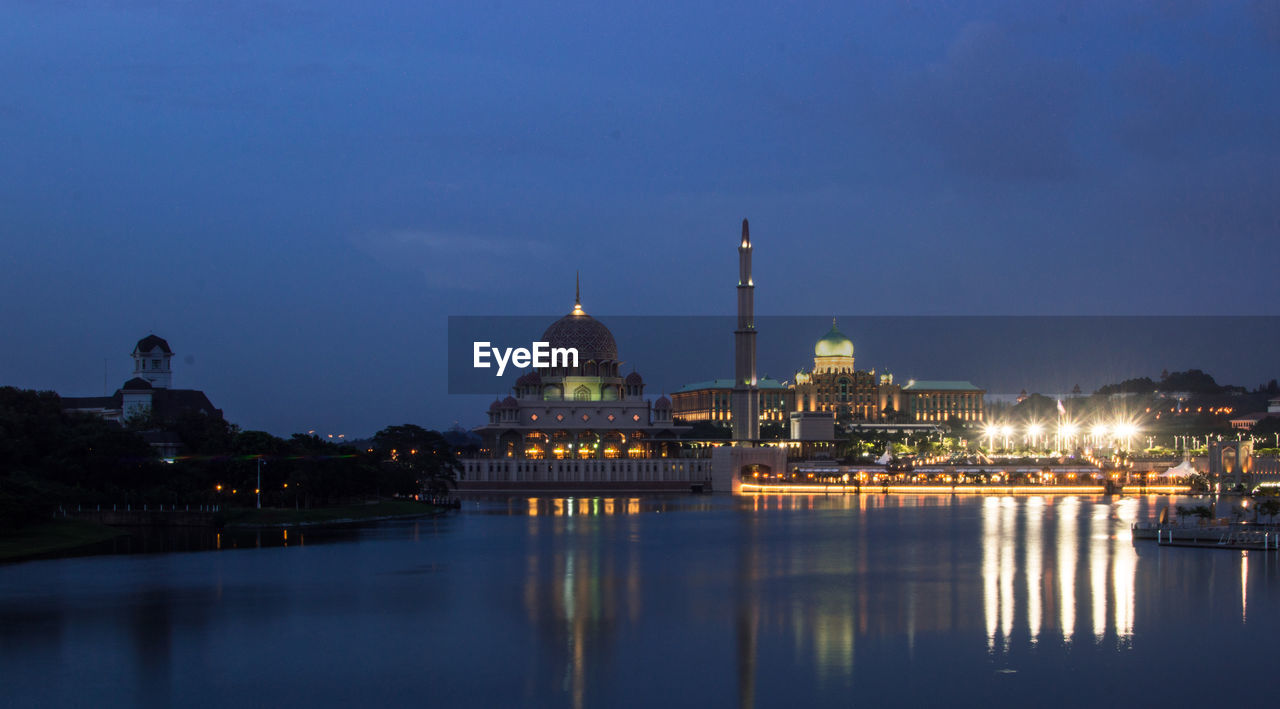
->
[732,219,759,443]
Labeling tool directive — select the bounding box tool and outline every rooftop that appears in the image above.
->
[902,380,983,392]
[672,377,789,393]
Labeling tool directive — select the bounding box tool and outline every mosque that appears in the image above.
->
[459,285,707,491]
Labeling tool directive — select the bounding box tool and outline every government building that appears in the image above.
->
[60,335,224,458]
[672,320,985,428]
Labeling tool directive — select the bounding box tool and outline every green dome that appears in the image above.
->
[814,321,854,358]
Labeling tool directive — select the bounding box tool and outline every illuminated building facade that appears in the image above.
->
[471,285,686,462]
[669,378,792,423]
[462,284,703,490]
[792,320,900,420]
[900,380,985,422]
[676,319,986,427]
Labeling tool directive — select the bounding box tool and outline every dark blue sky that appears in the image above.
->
[2,1,1277,435]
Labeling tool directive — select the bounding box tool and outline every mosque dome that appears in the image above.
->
[654,395,671,409]
[541,282,618,362]
[625,371,644,386]
[500,396,519,409]
[517,370,542,387]
[814,320,854,358]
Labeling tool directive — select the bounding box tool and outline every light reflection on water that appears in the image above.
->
[0,494,1275,708]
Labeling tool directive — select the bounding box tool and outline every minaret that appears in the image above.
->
[732,219,760,443]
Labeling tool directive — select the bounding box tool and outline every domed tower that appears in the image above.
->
[813,319,854,374]
[132,334,173,389]
[535,276,624,401]
[624,371,644,399]
[653,394,671,423]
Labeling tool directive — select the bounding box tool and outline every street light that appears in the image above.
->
[1027,423,1044,451]
[256,456,265,510]
[1091,424,1109,447]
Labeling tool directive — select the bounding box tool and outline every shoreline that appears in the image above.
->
[0,519,129,563]
[1,501,451,563]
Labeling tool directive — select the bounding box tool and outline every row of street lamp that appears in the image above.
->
[981,420,1141,451]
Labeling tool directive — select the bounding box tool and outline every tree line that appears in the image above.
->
[0,387,461,529]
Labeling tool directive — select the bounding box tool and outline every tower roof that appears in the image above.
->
[133,334,172,354]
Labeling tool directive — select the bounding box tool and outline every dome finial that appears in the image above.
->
[741,218,750,247]
[571,271,585,315]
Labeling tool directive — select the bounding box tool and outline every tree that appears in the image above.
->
[373,425,462,496]
[1251,416,1280,441]
[1256,499,1280,524]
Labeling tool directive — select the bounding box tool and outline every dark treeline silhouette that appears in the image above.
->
[0,387,461,529]
[1094,369,1248,397]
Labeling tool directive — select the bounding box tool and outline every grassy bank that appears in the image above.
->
[0,519,128,562]
[223,499,443,527]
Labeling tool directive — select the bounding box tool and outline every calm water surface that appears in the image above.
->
[1,495,1276,708]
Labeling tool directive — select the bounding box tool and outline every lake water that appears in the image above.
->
[1,494,1275,708]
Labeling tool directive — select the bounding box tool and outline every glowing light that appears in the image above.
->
[738,483,1108,495]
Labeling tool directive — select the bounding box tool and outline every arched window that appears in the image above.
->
[574,385,591,401]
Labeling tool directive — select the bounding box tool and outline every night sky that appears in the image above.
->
[2,1,1277,435]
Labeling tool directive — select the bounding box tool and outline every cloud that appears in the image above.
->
[352,230,552,292]
[888,22,1082,182]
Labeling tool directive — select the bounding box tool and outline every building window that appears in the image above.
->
[574,385,590,401]
[152,359,161,369]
